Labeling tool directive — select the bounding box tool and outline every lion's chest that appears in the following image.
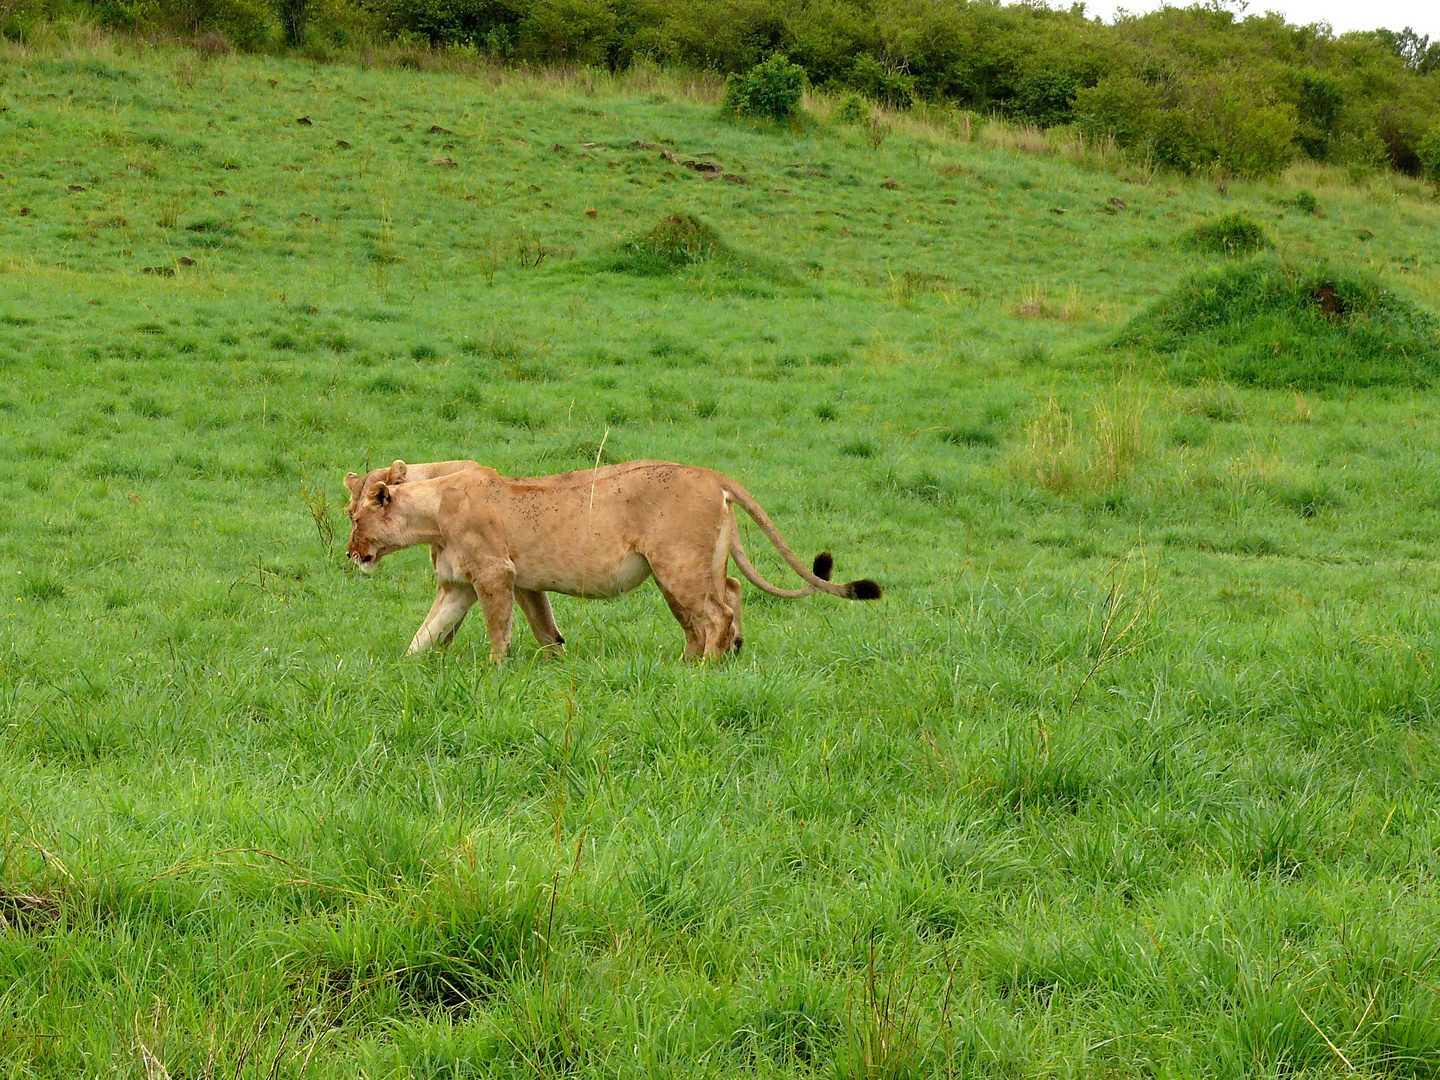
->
[432,546,468,585]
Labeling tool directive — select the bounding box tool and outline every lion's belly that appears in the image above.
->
[516,550,652,599]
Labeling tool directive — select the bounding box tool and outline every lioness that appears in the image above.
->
[343,459,881,661]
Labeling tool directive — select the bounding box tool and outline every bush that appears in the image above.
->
[1014,69,1077,126]
[377,0,518,48]
[1185,213,1272,256]
[724,53,807,121]
[1114,257,1440,389]
[1076,73,1296,178]
[1421,125,1440,186]
[834,92,868,125]
[1290,67,1345,160]
[846,53,914,109]
[0,0,45,35]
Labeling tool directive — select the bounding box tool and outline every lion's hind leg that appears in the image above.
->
[648,537,737,662]
[725,576,743,654]
[654,578,705,660]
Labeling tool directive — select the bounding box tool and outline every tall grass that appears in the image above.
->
[1009,385,1152,495]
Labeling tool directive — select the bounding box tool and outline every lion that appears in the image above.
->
[343,459,881,661]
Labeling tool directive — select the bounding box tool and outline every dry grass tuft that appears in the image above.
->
[1290,392,1313,424]
[978,120,1048,154]
[1010,385,1153,495]
[1013,283,1084,321]
[1011,396,1085,495]
[0,890,61,934]
[865,335,908,365]
[1091,385,1152,488]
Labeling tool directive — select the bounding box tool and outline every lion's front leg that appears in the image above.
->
[408,579,477,654]
[470,561,517,663]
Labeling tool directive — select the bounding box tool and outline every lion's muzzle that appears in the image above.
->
[347,540,380,572]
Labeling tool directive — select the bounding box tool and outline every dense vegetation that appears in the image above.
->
[5,0,1440,181]
[3,25,1440,1080]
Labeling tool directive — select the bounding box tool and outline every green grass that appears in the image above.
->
[3,30,1440,1080]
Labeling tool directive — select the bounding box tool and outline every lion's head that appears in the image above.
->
[343,460,408,572]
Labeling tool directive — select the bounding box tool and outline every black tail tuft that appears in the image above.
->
[812,551,834,581]
[844,579,883,601]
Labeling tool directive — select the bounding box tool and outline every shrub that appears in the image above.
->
[834,93,869,125]
[159,0,278,49]
[724,53,807,121]
[1114,257,1440,389]
[1283,190,1319,214]
[516,0,620,65]
[1185,212,1271,256]
[833,92,891,148]
[846,53,914,109]
[375,0,513,47]
[1421,125,1440,185]
[1291,67,1345,160]
[1014,69,1077,126]
[1076,74,1296,178]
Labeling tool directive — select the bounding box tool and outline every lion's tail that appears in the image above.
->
[722,481,882,601]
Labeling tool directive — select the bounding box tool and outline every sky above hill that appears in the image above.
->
[1083,0,1438,37]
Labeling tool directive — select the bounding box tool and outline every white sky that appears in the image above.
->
[1081,0,1440,38]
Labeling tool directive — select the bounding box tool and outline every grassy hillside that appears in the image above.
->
[3,32,1440,1079]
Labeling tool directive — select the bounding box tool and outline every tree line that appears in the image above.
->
[10,0,1440,181]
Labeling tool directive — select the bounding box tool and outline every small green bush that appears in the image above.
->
[1420,125,1440,186]
[724,54,807,121]
[834,93,869,125]
[1185,212,1272,256]
[1014,69,1077,126]
[1285,190,1319,214]
[846,53,914,109]
[1115,257,1440,389]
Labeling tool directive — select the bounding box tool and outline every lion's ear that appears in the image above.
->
[373,482,391,506]
[388,460,408,484]
[344,472,362,495]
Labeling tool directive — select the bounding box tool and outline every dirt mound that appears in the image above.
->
[602,212,727,275]
[1115,258,1440,389]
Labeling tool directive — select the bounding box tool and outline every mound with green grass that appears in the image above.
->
[600,212,727,275]
[592,212,794,294]
[1115,258,1440,389]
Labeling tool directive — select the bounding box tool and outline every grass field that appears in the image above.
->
[3,28,1440,1079]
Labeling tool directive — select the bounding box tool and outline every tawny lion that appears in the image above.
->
[343,459,881,661]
